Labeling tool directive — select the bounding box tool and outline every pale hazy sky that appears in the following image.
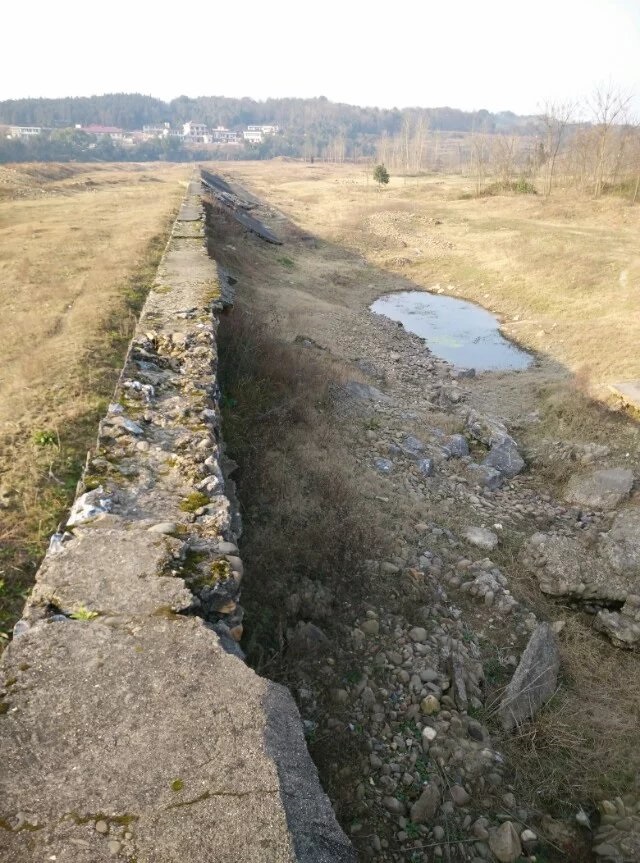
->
[2,0,639,114]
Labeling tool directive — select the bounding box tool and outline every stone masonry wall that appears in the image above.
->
[0,177,354,863]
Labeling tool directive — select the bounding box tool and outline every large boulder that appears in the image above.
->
[465,410,509,447]
[499,623,560,731]
[565,468,634,511]
[482,437,525,478]
[343,380,391,403]
[523,529,640,649]
[466,410,524,479]
[522,532,630,603]
[442,434,469,458]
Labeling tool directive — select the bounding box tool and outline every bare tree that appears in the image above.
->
[376,131,390,168]
[588,84,631,197]
[540,100,575,195]
[469,132,491,195]
[492,135,518,185]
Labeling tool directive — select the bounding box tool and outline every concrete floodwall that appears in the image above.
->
[0,177,354,863]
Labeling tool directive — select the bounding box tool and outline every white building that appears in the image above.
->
[183,121,208,142]
[142,123,172,139]
[9,126,42,138]
[243,129,263,144]
[247,124,280,135]
[212,126,239,143]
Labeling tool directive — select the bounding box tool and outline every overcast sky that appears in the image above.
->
[2,0,638,115]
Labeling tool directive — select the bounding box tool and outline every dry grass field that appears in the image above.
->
[0,162,189,641]
[218,160,640,395]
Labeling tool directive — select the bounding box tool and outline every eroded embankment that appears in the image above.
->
[0,178,354,863]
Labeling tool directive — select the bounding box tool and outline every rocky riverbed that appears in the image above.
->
[206,175,640,863]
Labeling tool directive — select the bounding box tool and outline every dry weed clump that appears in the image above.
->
[217,302,385,670]
[478,610,640,817]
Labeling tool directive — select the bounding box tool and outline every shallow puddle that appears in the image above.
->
[371,290,533,371]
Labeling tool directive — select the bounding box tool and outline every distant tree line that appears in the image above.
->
[0,93,540,165]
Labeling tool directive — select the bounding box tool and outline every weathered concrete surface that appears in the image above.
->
[0,176,354,863]
[26,527,193,621]
[0,618,352,862]
[499,623,560,731]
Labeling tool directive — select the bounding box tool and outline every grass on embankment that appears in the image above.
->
[0,162,189,644]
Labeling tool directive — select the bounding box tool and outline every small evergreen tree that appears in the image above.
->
[373,163,390,187]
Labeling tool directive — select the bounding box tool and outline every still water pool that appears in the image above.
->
[371,291,533,371]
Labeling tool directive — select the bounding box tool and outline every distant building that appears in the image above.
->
[142,123,173,139]
[82,125,127,141]
[211,126,239,143]
[8,126,42,138]
[247,124,280,135]
[183,121,208,143]
[243,129,263,144]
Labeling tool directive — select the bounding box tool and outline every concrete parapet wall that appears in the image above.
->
[0,177,354,863]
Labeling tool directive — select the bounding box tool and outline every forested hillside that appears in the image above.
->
[0,92,537,135]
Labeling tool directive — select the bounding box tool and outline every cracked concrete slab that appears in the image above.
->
[25,528,193,620]
[1,617,352,862]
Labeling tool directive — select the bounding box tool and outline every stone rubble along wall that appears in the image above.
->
[0,178,355,863]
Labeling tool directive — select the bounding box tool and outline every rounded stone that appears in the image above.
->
[383,796,406,815]
[420,695,440,715]
[147,522,178,535]
[422,726,438,748]
[450,785,471,806]
[360,619,380,636]
[489,821,522,862]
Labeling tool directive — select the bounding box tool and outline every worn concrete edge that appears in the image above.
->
[0,173,355,863]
